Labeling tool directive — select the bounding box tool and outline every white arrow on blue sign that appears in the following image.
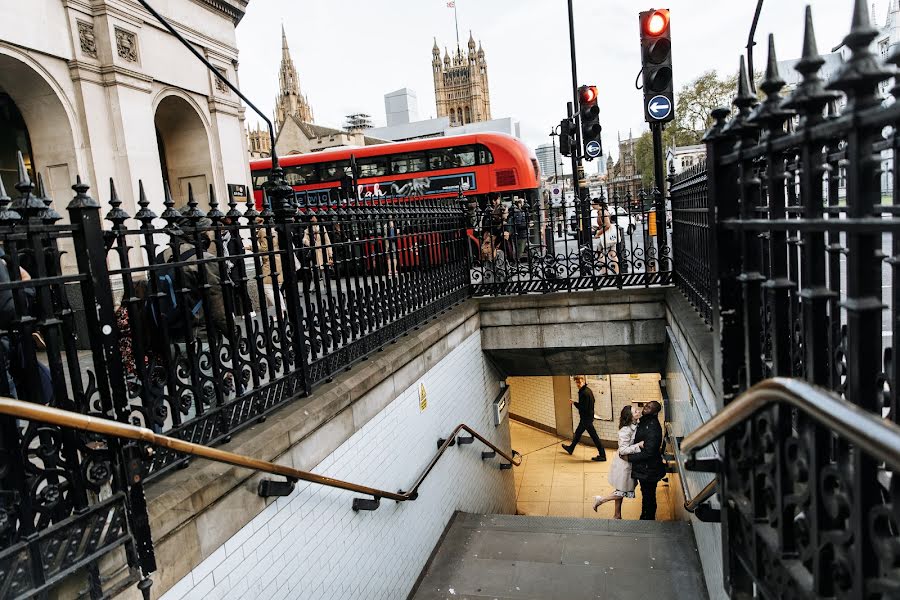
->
[647,95,672,120]
[585,140,602,158]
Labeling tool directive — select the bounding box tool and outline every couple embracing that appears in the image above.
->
[593,401,665,520]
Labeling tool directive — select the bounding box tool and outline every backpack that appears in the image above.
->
[148,249,203,332]
[481,206,494,230]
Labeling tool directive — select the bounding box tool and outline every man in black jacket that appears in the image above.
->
[628,400,666,520]
[561,375,606,462]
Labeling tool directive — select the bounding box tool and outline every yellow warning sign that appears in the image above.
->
[648,212,657,237]
[419,383,427,412]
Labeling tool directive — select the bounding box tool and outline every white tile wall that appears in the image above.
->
[507,376,555,429]
[160,331,516,600]
[569,374,662,441]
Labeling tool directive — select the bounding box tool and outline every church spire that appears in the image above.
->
[275,26,314,129]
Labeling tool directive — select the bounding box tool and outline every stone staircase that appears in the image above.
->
[411,513,709,600]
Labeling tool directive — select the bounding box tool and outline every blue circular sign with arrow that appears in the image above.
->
[585,140,602,158]
[647,95,672,120]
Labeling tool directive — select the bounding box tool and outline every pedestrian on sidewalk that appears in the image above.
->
[627,400,666,520]
[561,375,606,462]
[593,405,644,518]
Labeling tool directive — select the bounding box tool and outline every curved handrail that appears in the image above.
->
[681,377,900,472]
[0,397,521,503]
[665,422,718,514]
[684,478,717,513]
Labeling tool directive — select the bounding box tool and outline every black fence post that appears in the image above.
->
[67,177,157,586]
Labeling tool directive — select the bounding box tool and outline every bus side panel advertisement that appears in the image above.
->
[293,172,477,207]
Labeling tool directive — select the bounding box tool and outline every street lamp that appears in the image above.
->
[549,126,560,183]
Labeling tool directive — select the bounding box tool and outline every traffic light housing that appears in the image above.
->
[639,8,674,123]
[559,117,575,157]
[578,85,602,161]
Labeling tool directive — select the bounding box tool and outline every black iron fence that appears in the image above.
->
[470,187,672,295]
[670,160,712,325]
[696,1,900,598]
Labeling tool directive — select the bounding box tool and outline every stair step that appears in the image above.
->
[411,512,708,600]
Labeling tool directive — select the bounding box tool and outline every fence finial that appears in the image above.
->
[786,7,840,118]
[134,180,157,223]
[68,175,100,210]
[207,184,224,221]
[0,173,20,224]
[37,173,61,223]
[828,0,892,107]
[12,151,46,219]
[105,178,129,226]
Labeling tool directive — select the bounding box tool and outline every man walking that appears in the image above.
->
[561,375,606,462]
[627,401,666,520]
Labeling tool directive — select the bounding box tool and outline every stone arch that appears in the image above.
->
[0,49,82,212]
[464,106,471,124]
[153,91,215,210]
[449,108,456,125]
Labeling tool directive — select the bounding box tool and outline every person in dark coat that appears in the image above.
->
[561,375,606,462]
[627,400,666,520]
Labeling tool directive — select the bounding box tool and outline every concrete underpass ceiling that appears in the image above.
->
[485,344,666,377]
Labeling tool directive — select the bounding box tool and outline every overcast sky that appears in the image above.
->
[235,0,867,163]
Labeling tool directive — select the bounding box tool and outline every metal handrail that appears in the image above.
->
[684,478,718,513]
[0,397,521,505]
[682,377,900,472]
[666,422,718,516]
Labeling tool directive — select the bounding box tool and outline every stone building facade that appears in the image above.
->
[607,132,644,206]
[0,0,253,257]
[247,123,272,159]
[432,32,491,127]
[274,26,314,131]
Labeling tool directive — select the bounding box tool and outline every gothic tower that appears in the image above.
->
[275,25,314,131]
[432,31,491,127]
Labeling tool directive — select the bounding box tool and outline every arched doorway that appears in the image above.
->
[0,53,78,211]
[0,93,34,194]
[154,94,214,210]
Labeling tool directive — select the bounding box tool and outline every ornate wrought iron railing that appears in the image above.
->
[693,1,900,597]
[468,186,672,295]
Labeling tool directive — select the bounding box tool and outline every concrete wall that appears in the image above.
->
[663,290,724,600]
[151,318,516,600]
[479,289,667,376]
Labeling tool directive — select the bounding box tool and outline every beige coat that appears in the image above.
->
[256,228,283,285]
[302,225,333,269]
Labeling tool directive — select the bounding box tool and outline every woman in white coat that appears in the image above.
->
[592,405,644,519]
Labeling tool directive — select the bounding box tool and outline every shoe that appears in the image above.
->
[561,444,574,455]
[592,496,602,512]
[32,332,46,350]
[591,454,606,462]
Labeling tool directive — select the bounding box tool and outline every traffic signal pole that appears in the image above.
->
[650,121,668,271]
[566,0,592,254]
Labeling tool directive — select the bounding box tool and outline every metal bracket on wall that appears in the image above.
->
[352,496,381,512]
[394,489,418,504]
[437,437,456,450]
[685,456,721,473]
[481,450,496,460]
[456,435,474,446]
[258,477,297,498]
[693,504,721,523]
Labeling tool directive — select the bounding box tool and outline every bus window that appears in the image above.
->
[476,145,494,165]
[320,160,352,182]
[251,170,271,190]
[357,157,387,177]
[391,153,427,175]
[454,146,477,167]
[284,163,319,186]
[427,149,456,170]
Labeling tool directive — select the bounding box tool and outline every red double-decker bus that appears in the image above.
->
[249,132,540,211]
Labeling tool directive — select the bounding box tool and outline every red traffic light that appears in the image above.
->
[645,9,669,36]
[580,85,598,105]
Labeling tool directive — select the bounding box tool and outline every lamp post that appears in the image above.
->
[549,126,560,183]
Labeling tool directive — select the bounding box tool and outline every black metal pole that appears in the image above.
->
[747,0,764,95]
[651,121,668,271]
[136,0,280,171]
